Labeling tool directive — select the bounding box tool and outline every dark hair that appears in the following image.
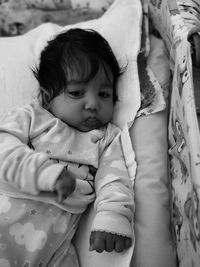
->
[33,28,121,108]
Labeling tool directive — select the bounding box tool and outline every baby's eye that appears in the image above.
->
[99,91,112,99]
[67,90,84,99]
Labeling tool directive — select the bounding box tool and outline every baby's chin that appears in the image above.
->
[74,122,108,132]
[71,120,97,132]
[75,125,101,132]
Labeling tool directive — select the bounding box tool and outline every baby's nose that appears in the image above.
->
[84,95,99,110]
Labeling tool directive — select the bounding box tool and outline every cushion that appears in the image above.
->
[0,0,142,129]
[0,23,61,119]
[130,110,177,267]
[130,34,177,267]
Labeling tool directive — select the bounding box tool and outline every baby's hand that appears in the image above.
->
[54,168,76,203]
[89,231,132,253]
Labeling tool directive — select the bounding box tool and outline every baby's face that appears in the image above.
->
[49,66,114,132]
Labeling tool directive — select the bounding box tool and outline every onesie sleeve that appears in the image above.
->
[0,105,63,195]
[91,125,135,239]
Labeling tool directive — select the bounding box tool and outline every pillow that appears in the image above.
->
[0,23,62,119]
[130,34,177,267]
[0,0,142,129]
[130,111,177,267]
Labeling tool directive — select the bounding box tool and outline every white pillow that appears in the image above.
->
[130,110,177,267]
[0,0,142,129]
[0,23,61,119]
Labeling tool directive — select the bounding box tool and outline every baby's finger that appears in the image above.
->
[124,237,132,249]
[105,234,114,252]
[93,238,105,253]
[89,232,95,251]
[89,233,105,253]
[57,191,63,203]
[57,191,67,203]
[114,237,124,253]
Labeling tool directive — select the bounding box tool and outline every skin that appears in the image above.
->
[49,64,132,253]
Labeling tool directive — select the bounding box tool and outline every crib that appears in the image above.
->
[0,0,199,266]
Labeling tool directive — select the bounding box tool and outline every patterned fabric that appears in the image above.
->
[137,0,167,117]
[149,0,200,266]
[0,101,134,266]
[0,195,81,267]
[0,0,109,37]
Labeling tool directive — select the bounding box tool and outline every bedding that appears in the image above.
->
[130,19,176,266]
[0,0,176,266]
[149,0,200,266]
[0,0,109,36]
[130,4,176,264]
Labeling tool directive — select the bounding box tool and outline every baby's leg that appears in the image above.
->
[0,194,80,267]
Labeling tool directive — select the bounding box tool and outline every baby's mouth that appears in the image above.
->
[83,117,100,128]
[86,117,98,123]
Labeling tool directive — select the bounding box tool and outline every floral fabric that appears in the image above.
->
[149,0,200,266]
[0,0,110,36]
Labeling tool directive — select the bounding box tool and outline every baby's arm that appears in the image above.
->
[0,105,64,195]
[90,125,135,253]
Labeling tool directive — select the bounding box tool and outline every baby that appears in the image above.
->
[0,28,134,266]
